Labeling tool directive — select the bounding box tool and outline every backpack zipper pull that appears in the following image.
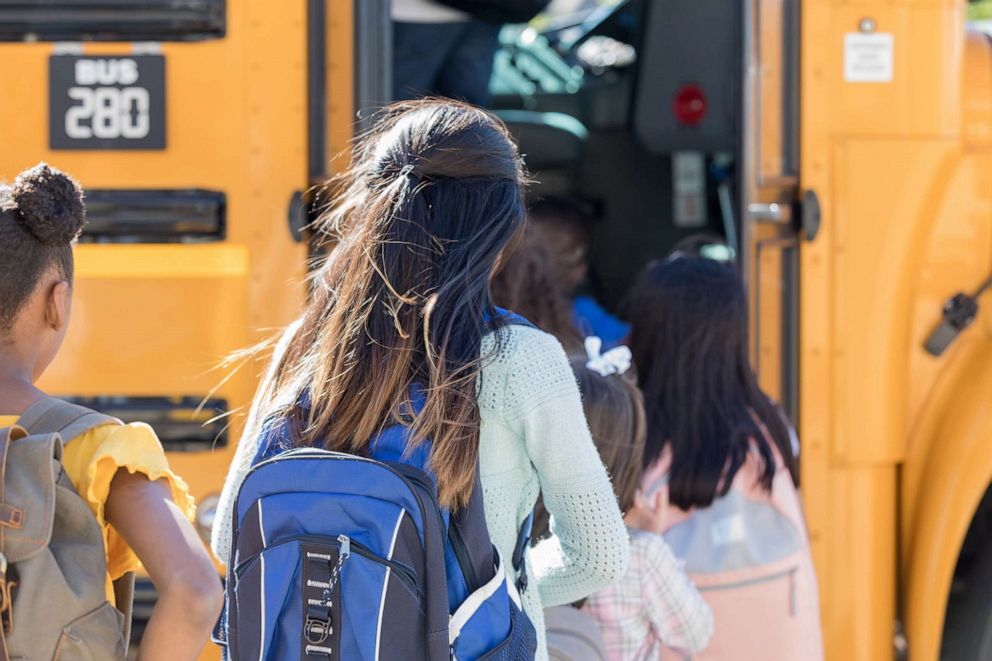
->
[337,535,350,560]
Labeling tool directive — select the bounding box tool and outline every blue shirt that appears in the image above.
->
[573,295,630,349]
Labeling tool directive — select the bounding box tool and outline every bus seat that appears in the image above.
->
[493,109,588,170]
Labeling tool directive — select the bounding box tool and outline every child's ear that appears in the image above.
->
[44,280,70,331]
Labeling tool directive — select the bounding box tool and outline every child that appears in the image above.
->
[576,337,714,660]
[0,164,222,659]
[528,197,629,348]
[491,226,584,353]
[212,101,628,661]
[627,256,823,660]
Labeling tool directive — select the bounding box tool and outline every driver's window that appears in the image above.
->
[489,0,637,101]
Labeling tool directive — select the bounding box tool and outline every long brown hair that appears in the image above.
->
[491,228,583,352]
[257,100,527,510]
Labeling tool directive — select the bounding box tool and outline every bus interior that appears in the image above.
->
[486,0,754,314]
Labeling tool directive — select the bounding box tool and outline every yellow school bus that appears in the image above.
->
[2,0,992,659]
[491,0,991,658]
[0,1,372,655]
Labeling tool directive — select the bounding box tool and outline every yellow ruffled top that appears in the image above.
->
[0,416,195,602]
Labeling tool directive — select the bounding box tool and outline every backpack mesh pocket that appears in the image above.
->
[449,550,536,661]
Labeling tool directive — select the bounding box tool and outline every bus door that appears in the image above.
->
[0,2,316,646]
[740,0,802,421]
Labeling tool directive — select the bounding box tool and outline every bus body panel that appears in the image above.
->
[0,9,312,659]
[799,0,992,658]
[902,338,992,661]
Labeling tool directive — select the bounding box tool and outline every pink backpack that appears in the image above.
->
[642,438,823,660]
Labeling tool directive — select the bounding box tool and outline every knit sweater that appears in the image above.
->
[212,322,629,660]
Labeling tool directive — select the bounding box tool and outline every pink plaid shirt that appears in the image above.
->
[582,528,713,660]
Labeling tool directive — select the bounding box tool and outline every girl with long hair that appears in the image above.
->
[212,100,628,660]
[627,256,822,660]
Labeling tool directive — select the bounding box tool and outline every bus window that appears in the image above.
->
[0,0,226,42]
[82,189,225,243]
[0,3,343,655]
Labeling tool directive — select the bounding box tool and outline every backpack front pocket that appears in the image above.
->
[52,601,127,661]
[692,559,818,660]
[233,534,428,660]
[231,538,341,659]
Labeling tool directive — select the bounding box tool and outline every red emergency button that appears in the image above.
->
[673,84,707,126]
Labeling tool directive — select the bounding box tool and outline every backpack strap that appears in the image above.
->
[512,512,534,593]
[16,397,121,442]
[0,427,26,535]
[113,571,135,648]
[0,425,27,652]
[14,398,133,645]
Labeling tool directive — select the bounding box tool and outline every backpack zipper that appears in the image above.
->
[447,520,481,593]
[235,449,435,558]
[696,566,798,592]
[697,566,801,616]
[386,462,482,593]
[235,533,421,602]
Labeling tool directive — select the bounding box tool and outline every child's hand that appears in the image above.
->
[623,488,669,534]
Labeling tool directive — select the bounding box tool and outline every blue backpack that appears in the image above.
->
[218,314,538,660]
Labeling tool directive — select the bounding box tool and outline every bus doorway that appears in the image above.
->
[485,0,800,417]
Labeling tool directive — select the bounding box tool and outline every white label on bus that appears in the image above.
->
[672,151,706,228]
[65,87,151,140]
[844,33,894,83]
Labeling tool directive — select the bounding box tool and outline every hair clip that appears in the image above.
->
[584,336,632,377]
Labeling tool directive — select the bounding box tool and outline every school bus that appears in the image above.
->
[2,0,991,659]
[0,1,378,656]
[487,0,992,659]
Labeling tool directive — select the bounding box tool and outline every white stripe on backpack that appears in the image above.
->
[375,508,407,660]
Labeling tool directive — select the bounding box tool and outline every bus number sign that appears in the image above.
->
[49,55,166,150]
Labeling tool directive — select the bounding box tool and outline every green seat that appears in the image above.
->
[493,109,588,170]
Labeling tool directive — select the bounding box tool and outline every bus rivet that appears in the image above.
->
[859,17,876,34]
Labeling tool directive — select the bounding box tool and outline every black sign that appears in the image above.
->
[49,55,166,150]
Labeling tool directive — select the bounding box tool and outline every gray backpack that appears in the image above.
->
[544,606,608,661]
[0,398,134,661]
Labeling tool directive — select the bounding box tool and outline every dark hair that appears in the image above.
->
[491,229,583,352]
[258,100,527,510]
[571,358,646,512]
[527,196,594,232]
[0,163,85,330]
[627,256,798,510]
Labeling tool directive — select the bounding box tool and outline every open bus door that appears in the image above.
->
[740,0,802,424]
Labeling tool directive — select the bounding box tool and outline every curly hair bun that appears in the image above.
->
[11,163,85,246]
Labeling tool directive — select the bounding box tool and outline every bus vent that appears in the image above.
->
[61,396,229,451]
[0,0,225,42]
[81,189,225,243]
